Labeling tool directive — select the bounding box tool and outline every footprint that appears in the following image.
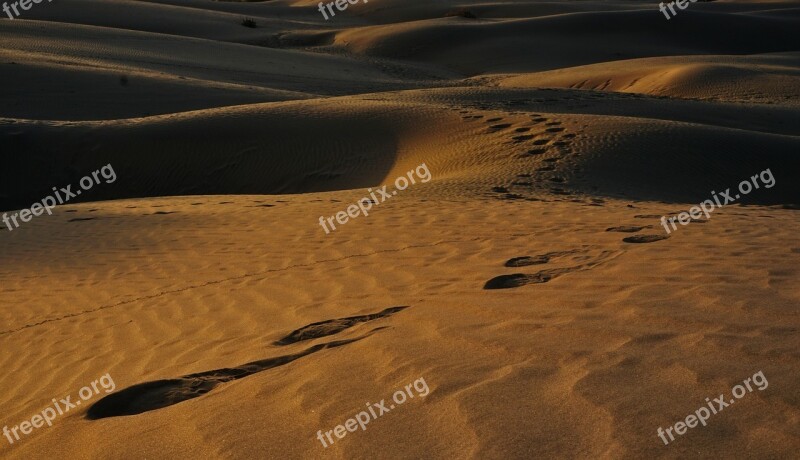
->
[523,148,547,156]
[486,117,503,122]
[273,306,408,345]
[623,235,670,243]
[88,306,409,419]
[68,217,97,222]
[484,272,555,289]
[532,139,550,145]
[87,337,365,419]
[562,133,576,139]
[512,135,535,142]
[485,249,620,289]
[606,226,647,233]
[490,123,512,130]
[505,255,550,267]
[545,122,561,126]
[515,127,531,133]
[546,127,565,133]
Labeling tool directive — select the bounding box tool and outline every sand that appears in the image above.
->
[1,0,799,458]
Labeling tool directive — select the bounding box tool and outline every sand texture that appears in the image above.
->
[1,0,799,458]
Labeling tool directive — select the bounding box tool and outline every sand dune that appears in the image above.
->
[494,53,800,103]
[1,0,799,458]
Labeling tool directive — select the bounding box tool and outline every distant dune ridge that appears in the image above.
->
[1,0,799,458]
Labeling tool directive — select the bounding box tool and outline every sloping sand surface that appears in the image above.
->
[1,0,799,458]
[494,53,800,104]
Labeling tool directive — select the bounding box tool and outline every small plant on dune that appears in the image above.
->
[444,9,477,19]
[241,18,258,28]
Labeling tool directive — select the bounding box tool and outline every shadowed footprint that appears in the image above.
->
[522,148,547,156]
[532,139,550,145]
[86,338,364,419]
[68,217,97,222]
[515,127,531,132]
[486,117,503,122]
[505,255,550,267]
[486,249,619,289]
[490,123,512,130]
[512,135,535,142]
[546,127,565,133]
[484,270,567,289]
[274,306,408,345]
[606,226,648,233]
[623,235,670,243]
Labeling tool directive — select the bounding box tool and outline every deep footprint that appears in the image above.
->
[606,226,647,233]
[87,337,364,419]
[505,255,550,267]
[274,306,408,345]
[483,272,556,289]
[623,234,670,243]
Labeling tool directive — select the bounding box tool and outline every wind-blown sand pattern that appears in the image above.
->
[1,0,799,458]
